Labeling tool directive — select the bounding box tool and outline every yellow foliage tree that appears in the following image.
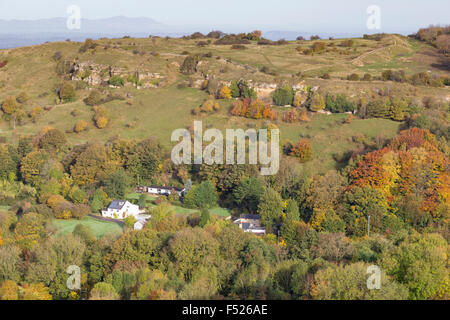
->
[47,194,65,209]
[219,86,232,99]
[74,120,88,133]
[95,116,108,129]
[2,96,18,115]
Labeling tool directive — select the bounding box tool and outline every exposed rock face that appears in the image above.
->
[70,61,110,85]
[253,82,277,100]
[69,61,165,88]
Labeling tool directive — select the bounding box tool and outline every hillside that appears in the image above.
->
[0,33,448,173]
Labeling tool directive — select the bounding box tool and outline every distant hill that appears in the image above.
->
[0,16,402,49]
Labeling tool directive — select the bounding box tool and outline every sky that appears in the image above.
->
[0,0,448,33]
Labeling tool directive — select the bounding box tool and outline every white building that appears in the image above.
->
[102,200,143,220]
[139,185,185,197]
[234,214,266,235]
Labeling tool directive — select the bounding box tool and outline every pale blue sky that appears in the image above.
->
[0,0,448,33]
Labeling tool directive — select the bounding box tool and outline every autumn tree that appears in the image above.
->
[309,94,325,112]
[290,139,313,163]
[1,96,18,115]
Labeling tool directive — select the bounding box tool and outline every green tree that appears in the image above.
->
[311,262,408,300]
[233,177,264,214]
[257,188,283,233]
[126,138,162,181]
[89,282,119,300]
[90,189,109,213]
[272,85,294,106]
[101,169,131,199]
[138,194,148,209]
[185,181,218,209]
[26,234,85,299]
[38,128,67,151]
[230,80,240,98]
[199,208,211,227]
[285,199,300,221]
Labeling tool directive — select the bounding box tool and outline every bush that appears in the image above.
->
[180,56,199,75]
[38,128,67,151]
[238,81,257,99]
[290,139,313,162]
[311,42,326,53]
[58,82,76,102]
[16,92,29,104]
[84,90,103,106]
[52,51,62,61]
[309,94,325,112]
[109,76,124,87]
[272,85,294,106]
[347,73,360,81]
[79,38,97,53]
[362,73,372,81]
[74,120,88,133]
[325,94,356,113]
[1,96,18,114]
[218,86,232,99]
[95,116,108,129]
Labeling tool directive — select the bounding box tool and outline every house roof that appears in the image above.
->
[108,200,127,210]
[148,185,184,192]
[240,214,260,220]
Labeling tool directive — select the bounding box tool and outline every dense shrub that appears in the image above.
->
[58,82,76,102]
[362,73,372,81]
[290,138,313,162]
[312,42,326,53]
[347,73,360,81]
[309,94,326,112]
[109,76,124,87]
[79,38,97,53]
[180,56,199,75]
[231,44,247,50]
[272,85,294,106]
[74,120,88,133]
[325,94,356,113]
[84,90,103,106]
[214,34,250,45]
[1,96,18,114]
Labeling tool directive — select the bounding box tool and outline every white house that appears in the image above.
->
[102,200,143,220]
[234,214,266,235]
[139,185,185,197]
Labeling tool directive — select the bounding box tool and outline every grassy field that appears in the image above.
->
[52,216,123,237]
[126,192,232,217]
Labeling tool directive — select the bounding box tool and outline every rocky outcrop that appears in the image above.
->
[253,82,277,100]
[69,60,165,88]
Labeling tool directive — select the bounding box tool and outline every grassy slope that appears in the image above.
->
[52,216,123,237]
[0,35,447,175]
